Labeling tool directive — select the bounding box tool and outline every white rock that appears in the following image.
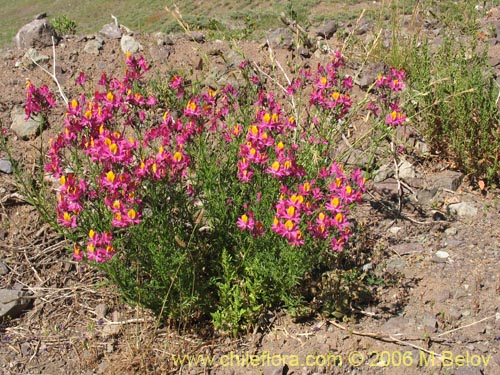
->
[120,35,142,54]
[435,250,449,259]
[448,202,478,217]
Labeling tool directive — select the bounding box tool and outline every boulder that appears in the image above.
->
[15,18,58,49]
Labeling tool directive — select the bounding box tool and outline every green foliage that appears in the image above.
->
[407,37,499,182]
[381,0,500,183]
[50,15,78,35]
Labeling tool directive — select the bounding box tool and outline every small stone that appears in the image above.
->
[298,47,310,58]
[373,178,399,199]
[398,160,416,179]
[447,307,462,321]
[0,289,32,319]
[386,257,405,271]
[356,62,387,88]
[435,250,449,259]
[388,226,403,235]
[0,262,9,275]
[188,31,205,43]
[120,35,142,54]
[11,107,42,139]
[362,262,373,272]
[315,20,337,39]
[372,165,393,182]
[266,28,294,50]
[0,159,13,174]
[421,313,438,333]
[21,48,50,68]
[448,202,478,217]
[99,23,122,39]
[84,39,103,55]
[416,188,438,206]
[95,303,107,320]
[101,323,121,337]
[444,227,458,236]
[427,170,464,191]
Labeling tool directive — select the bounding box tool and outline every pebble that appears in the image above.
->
[444,227,458,236]
[0,262,9,275]
[448,202,478,217]
[0,158,13,174]
[435,250,449,259]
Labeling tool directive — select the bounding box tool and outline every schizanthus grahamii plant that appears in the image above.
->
[23,51,406,332]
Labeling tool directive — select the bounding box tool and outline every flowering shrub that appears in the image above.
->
[19,52,408,334]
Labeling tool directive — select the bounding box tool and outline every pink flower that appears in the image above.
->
[76,72,87,85]
[237,213,255,231]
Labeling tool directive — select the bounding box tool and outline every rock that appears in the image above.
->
[416,187,438,206]
[14,18,58,49]
[0,289,32,319]
[298,47,310,58]
[315,20,338,39]
[120,35,142,54]
[421,313,438,333]
[188,31,205,43]
[101,323,121,337]
[388,226,403,235]
[435,250,449,259]
[362,262,373,272]
[0,262,9,275]
[373,178,399,199]
[84,38,103,55]
[21,48,50,68]
[154,32,174,46]
[224,49,244,69]
[391,242,425,255]
[266,28,294,50]
[353,17,372,35]
[99,23,122,39]
[398,160,416,179]
[448,202,478,217]
[10,107,42,139]
[95,303,108,320]
[386,257,406,272]
[444,227,458,236]
[427,170,463,191]
[356,62,386,88]
[372,165,393,182]
[446,307,462,322]
[0,159,13,174]
[148,46,172,62]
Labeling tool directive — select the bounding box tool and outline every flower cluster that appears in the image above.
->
[373,68,407,127]
[294,51,353,119]
[270,164,364,249]
[25,81,57,120]
[31,50,366,263]
[236,92,304,182]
